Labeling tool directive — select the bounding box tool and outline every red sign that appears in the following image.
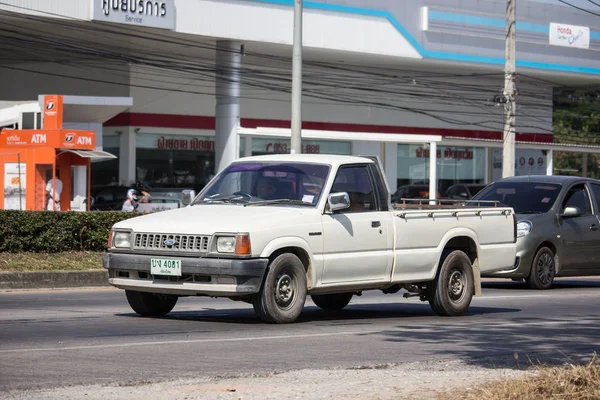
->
[415,147,474,160]
[157,136,214,151]
[264,143,320,154]
[43,95,63,130]
[0,129,95,150]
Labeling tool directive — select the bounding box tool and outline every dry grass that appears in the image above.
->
[453,354,600,400]
[0,251,103,272]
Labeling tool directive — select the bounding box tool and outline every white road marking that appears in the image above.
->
[1,318,598,355]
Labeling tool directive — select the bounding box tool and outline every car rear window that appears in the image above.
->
[473,182,561,214]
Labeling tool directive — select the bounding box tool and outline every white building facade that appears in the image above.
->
[1,0,599,196]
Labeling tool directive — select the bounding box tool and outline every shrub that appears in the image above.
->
[0,211,138,252]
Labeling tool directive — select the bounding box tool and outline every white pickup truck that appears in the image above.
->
[104,154,517,323]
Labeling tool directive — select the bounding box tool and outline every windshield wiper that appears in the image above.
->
[195,195,250,205]
[244,199,313,207]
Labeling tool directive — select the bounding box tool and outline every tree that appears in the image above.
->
[553,88,600,178]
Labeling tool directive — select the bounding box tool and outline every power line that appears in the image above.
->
[556,0,600,17]
[587,0,600,8]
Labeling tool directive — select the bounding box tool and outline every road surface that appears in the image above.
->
[1,278,599,395]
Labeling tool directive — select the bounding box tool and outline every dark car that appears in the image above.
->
[90,185,130,211]
[391,184,440,203]
[472,175,600,289]
[444,183,487,200]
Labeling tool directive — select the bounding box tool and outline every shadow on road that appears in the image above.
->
[115,302,519,325]
[482,278,600,291]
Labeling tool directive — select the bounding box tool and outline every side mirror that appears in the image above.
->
[328,192,350,212]
[181,190,196,206]
[561,206,581,219]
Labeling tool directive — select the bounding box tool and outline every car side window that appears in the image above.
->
[96,188,114,202]
[591,183,600,215]
[562,184,592,216]
[331,165,376,213]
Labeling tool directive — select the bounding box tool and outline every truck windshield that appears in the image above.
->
[193,162,331,206]
[472,181,562,214]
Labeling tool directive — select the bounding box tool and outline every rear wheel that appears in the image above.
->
[526,247,555,290]
[427,250,474,316]
[311,293,353,310]
[252,253,307,324]
[125,290,178,317]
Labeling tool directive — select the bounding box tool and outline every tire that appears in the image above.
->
[525,247,555,290]
[125,290,178,317]
[311,293,353,310]
[252,253,307,324]
[426,250,474,316]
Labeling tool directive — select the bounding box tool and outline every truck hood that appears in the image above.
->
[113,204,320,234]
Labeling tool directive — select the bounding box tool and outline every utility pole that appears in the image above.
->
[290,0,303,154]
[502,0,516,178]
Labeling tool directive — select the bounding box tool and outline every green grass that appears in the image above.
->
[0,252,104,272]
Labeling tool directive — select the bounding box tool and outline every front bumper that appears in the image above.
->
[103,252,268,297]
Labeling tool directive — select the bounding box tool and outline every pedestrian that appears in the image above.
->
[46,169,63,211]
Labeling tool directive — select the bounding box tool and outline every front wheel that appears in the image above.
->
[311,293,353,310]
[125,290,178,317]
[253,253,307,324]
[426,250,474,316]
[526,247,555,290]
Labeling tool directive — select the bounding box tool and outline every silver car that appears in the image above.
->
[472,175,600,289]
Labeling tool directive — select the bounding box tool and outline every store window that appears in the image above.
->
[491,148,547,182]
[397,144,486,197]
[251,138,351,156]
[136,134,215,192]
[91,135,119,189]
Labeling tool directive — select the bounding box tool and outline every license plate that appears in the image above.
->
[150,258,182,276]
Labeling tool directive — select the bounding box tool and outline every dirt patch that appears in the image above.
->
[1,358,534,400]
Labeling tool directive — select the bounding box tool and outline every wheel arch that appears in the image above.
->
[439,233,481,296]
[527,241,559,278]
[260,237,314,290]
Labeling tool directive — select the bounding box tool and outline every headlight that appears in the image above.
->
[113,232,132,248]
[217,236,236,253]
[516,221,532,238]
[215,234,251,255]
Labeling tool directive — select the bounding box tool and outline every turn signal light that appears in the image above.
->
[235,234,251,256]
[107,231,114,248]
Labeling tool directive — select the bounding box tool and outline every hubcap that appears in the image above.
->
[275,272,296,310]
[537,252,554,285]
[448,268,466,303]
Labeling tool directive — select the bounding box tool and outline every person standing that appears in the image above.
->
[46,169,63,211]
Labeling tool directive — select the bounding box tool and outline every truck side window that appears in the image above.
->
[331,165,376,213]
[562,184,592,216]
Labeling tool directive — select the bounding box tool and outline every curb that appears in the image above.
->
[0,270,109,290]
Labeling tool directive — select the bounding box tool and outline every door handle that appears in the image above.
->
[371,221,381,228]
[591,225,598,231]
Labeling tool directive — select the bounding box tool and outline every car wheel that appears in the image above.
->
[526,247,555,290]
[252,253,307,324]
[125,290,178,317]
[427,250,474,316]
[311,293,353,310]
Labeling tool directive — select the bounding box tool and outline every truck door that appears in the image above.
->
[321,164,394,284]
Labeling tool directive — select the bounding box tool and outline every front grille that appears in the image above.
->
[133,233,210,253]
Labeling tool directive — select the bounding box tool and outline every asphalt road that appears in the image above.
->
[1,278,599,392]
